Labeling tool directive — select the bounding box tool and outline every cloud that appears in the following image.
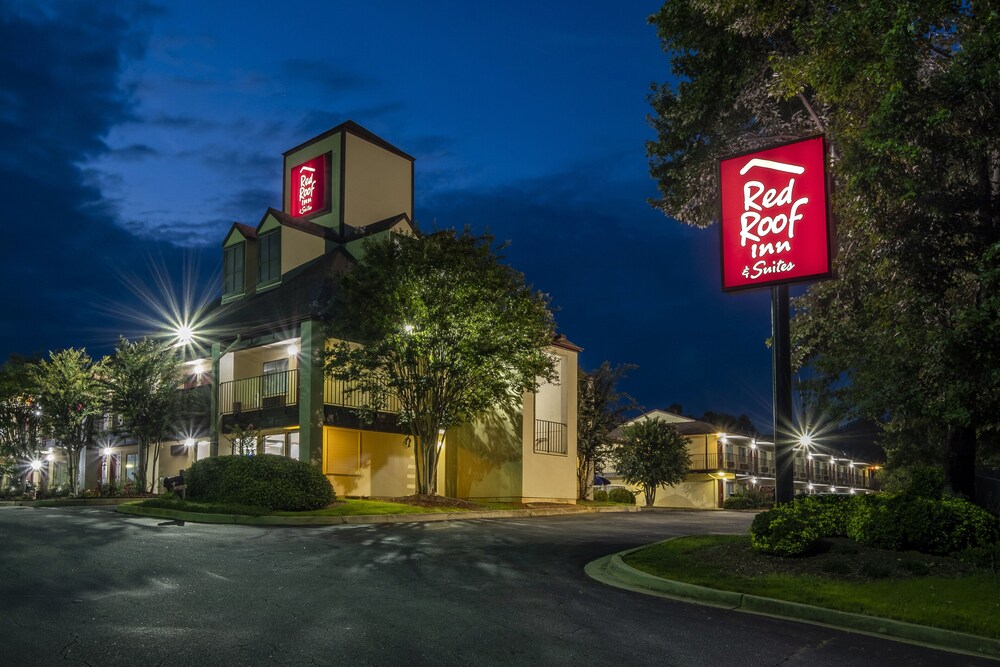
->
[279,59,372,93]
[0,1,210,359]
[113,143,159,160]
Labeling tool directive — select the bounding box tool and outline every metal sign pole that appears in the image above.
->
[771,284,794,504]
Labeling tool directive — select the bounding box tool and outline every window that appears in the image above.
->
[125,453,138,481]
[262,358,289,397]
[324,429,360,475]
[258,231,281,286]
[195,441,210,461]
[263,435,285,456]
[223,243,245,296]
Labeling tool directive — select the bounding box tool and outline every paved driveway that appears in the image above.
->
[0,506,988,666]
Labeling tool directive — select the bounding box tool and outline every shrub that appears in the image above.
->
[749,506,821,557]
[723,486,773,510]
[607,487,636,504]
[794,494,858,537]
[848,494,1000,555]
[186,454,334,511]
[592,489,609,502]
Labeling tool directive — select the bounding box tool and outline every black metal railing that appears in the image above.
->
[323,376,401,413]
[219,369,299,415]
[534,419,567,455]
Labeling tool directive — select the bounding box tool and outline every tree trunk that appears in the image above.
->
[945,423,977,501]
[644,485,656,507]
[149,442,160,494]
[577,457,593,500]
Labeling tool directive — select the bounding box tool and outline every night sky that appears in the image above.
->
[0,1,778,427]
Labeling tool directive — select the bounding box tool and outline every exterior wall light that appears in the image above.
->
[45,453,55,462]
[193,362,205,375]
[102,447,113,456]
[750,477,758,485]
[287,344,298,356]
[799,434,813,447]
[403,323,415,335]
[29,460,43,471]
[184,438,195,447]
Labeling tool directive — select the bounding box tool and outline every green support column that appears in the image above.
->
[298,320,324,469]
[210,341,221,457]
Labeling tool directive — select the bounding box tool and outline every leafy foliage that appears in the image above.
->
[647,1,1000,499]
[0,356,42,479]
[324,228,557,495]
[30,349,103,494]
[577,361,638,499]
[607,487,636,504]
[723,485,773,510]
[104,338,185,493]
[226,420,260,456]
[749,507,821,557]
[185,454,334,511]
[614,417,690,507]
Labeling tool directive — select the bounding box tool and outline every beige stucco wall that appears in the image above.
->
[343,132,412,229]
[231,343,298,382]
[451,405,524,501]
[647,474,719,509]
[322,426,423,498]
[522,347,578,503]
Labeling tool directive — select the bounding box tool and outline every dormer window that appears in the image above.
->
[222,243,245,296]
[258,230,281,286]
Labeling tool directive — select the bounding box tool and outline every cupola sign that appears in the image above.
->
[719,136,832,291]
[289,153,330,218]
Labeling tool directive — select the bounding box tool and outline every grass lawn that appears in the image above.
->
[624,535,1000,639]
[271,499,472,516]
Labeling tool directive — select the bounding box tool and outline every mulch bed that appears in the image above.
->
[383,494,488,510]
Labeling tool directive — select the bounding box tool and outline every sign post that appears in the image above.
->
[719,135,832,504]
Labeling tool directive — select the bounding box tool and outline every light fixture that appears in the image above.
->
[45,453,55,462]
[403,323,415,335]
[751,477,758,485]
[193,362,205,375]
[175,325,195,346]
[102,447,113,456]
[184,438,195,447]
[807,453,813,460]
[287,343,298,356]
[29,460,43,471]
[799,433,813,447]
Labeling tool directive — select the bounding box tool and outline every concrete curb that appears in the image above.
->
[586,538,1000,661]
[116,503,639,526]
[0,497,140,508]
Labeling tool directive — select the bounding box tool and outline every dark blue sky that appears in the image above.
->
[0,1,776,425]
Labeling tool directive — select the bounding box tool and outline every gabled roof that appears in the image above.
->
[223,222,258,244]
[259,207,337,240]
[552,334,582,352]
[209,247,355,339]
[342,213,413,242]
[282,119,415,162]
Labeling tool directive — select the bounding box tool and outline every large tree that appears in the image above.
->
[647,1,999,499]
[614,417,691,507]
[30,349,103,494]
[577,362,638,500]
[324,229,557,496]
[105,337,185,493]
[0,356,42,484]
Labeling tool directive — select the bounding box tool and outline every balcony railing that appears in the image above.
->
[323,376,401,413]
[690,452,871,489]
[534,419,567,455]
[219,369,299,415]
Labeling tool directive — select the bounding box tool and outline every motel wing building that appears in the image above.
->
[606,410,876,508]
[195,121,579,503]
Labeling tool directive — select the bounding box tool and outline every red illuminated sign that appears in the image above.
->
[289,153,330,218]
[719,136,832,291]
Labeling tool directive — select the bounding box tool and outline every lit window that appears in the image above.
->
[125,453,138,481]
[264,435,285,456]
[258,231,281,285]
[223,243,245,296]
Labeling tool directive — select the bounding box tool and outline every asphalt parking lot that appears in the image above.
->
[0,506,990,666]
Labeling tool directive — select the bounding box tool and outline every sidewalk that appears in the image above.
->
[585,539,1000,661]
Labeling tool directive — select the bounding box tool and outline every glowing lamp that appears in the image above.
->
[287,344,298,356]
[184,438,195,447]
[29,460,43,471]
[102,447,113,456]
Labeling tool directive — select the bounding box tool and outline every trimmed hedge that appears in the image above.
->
[723,486,774,510]
[607,488,636,504]
[749,492,1000,558]
[186,454,334,511]
[847,494,1000,555]
[749,507,820,557]
[592,489,609,502]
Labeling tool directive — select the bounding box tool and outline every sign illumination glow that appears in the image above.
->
[719,136,832,291]
[289,153,330,218]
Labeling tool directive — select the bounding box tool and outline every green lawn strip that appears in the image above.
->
[139,497,269,516]
[578,500,626,507]
[271,499,470,516]
[624,536,1000,639]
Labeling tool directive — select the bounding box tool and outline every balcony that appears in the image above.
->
[534,419,567,455]
[323,376,401,413]
[219,369,299,415]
